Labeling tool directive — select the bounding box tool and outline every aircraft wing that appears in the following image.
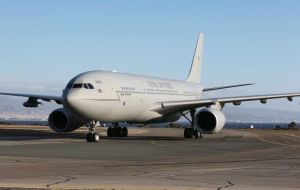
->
[0,92,62,106]
[153,93,300,115]
[203,83,255,92]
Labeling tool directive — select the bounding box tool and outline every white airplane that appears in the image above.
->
[1,33,300,142]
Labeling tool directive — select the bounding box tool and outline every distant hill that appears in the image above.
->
[223,106,300,122]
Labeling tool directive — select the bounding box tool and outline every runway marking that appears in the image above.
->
[150,140,178,148]
[150,140,168,147]
[217,180,234,190]
[46,176,76,187]
[255,134,300,148]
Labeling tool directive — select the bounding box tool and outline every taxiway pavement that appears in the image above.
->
[0,125,299,190]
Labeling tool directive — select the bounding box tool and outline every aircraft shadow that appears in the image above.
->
[0,128,84,141]
[0,128,184,141]
[101,136,184,141]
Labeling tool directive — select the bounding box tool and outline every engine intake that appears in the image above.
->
[48,108,84,132]
[195,108,226,133]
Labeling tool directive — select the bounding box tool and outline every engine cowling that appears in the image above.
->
[48,108,84,132]
[195,108,226,133]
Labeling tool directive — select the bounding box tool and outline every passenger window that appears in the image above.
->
[87,83,94,89]
[84,83,89,89]
[73,84,83,88]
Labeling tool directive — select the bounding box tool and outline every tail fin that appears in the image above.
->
[186,33,204,83]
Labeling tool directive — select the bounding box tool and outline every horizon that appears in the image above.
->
[0,1,300,112]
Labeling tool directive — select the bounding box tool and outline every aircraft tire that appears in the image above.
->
[184,128,191,138]
[185,128,193,138]
[86,133,93,142]
[122,127,128,137]
[107,127,113,137]
[193,129,199,138]
[117,127,123,137]
[112,127,118,137]
[92,133,100,142]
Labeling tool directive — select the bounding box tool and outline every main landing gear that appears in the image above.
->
[107,123,128,137]
[184,128,200,139]
[85,121,129,142]
[86,121,100,142]
[181,109,202,139]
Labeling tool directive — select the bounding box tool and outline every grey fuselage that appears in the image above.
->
[63,71,203,123]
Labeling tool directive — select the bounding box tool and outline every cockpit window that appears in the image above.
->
[87,83,94,89]
[66,83,73,89]
[66,78,76,89]
[84,83,89,89]
[73,83,83,88]
[71,83,94,89]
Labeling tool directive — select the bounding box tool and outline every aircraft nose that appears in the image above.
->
[63,90,78,110]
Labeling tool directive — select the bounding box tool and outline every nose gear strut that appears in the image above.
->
[86,121,100,142]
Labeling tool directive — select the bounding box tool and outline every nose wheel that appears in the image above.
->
[86,121,100,142]
[86,132,100,142]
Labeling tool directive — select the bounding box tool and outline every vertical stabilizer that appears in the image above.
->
[187,33,204,83]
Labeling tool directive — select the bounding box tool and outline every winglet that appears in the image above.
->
[187,33,204,83]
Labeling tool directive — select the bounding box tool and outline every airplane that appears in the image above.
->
[1,33,300,142]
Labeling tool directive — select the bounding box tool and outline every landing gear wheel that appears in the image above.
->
[182,109,200,139]
[107,127,113,137]
[92,133,100,142]
[122,127,128,137]
[184,128,193,138]
[86,133,100,142]
[117,127,123,137]
[184,128,188,138]
[193,129,199,138]
[86,133,93,142]
[112,127,118,137]
[86,121,100,142]
[107,123,129,138]
[188,129,193,138]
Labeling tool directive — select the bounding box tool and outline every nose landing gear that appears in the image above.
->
[86,121,100,142]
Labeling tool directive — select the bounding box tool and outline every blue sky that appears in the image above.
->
[0,0,300,111]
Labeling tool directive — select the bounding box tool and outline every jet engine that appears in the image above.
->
[48,108,84,132]
[195,108,226,133]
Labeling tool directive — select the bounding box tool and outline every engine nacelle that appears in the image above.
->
[48,108,84,132]
[23,98,42,108]
[195,108,226,133]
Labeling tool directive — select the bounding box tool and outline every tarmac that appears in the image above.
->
[0,124,299,190]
